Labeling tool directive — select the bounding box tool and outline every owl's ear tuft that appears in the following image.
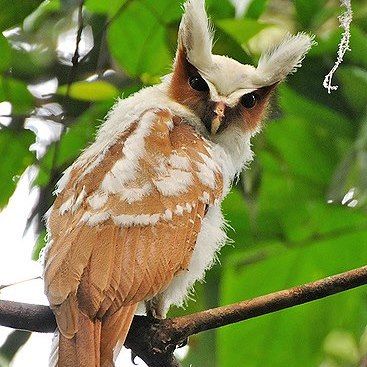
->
[255,33,315,85]
[175,0,214,70]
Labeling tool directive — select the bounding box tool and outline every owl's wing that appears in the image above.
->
[43,109,223,337]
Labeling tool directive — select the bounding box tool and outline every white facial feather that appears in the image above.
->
[176,0,314,105]
[177,0,213,70]
[255,32,315,85]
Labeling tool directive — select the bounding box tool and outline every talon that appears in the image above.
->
[177,337,189,348]
[145,300,158,321]
[131,351,138,365]
[146,309,159,322]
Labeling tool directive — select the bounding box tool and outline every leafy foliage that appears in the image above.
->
[0,130,34,207]
[0,0,366,366]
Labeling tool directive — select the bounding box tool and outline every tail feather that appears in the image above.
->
[49,331,59,367]
[100,305,138,367]
[57,310,101,367]
[51,305,137,367]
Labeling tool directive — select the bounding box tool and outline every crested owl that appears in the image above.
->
[43,0,313,366]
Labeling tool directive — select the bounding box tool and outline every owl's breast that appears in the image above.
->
[160,204,227,310]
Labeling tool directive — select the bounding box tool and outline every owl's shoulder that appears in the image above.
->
[50,108,224,230]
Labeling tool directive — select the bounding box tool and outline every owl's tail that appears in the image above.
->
[56,310,102,367]
[50,305,137,367]
[100,304,138,367]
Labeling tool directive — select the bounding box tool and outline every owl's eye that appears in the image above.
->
[189,76,209,92]
[240,93,257,109]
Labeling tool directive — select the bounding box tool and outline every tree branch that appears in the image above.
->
[0,265,366,367]
[65,0,85,97]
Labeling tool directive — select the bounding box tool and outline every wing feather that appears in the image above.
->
[44,109,224,337]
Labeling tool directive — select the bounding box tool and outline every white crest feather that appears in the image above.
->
[177,0,214,69]
[255,32,315,85]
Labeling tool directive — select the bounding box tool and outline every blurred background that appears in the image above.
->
[0,0,366,366]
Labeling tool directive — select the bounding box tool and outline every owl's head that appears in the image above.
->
[169,0,314,137]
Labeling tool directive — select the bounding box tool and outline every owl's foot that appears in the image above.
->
[177,337,189,348]
[145,297,166,321]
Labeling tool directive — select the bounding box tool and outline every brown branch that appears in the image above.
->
[0,265,367,367]
[65,0,84,97]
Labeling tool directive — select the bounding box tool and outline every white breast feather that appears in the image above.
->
[161,204,227,310]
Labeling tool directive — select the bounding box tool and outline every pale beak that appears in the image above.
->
[211,101,226,135]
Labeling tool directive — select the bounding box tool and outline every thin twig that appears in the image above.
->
[0,276,41,291]
[65,0,85,97]
[0,265,367,367]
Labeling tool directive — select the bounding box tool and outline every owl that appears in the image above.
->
[43,0,313,366]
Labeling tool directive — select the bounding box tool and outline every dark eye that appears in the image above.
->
[189,76,209,92]
[240,93,257,109]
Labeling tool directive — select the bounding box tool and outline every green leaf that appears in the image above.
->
[245,0,269,19]
[0,77,33,114]
[32,229,46,260]
[212,26,253,65]
[337,66,367,115]
[327,113,367,206]
[85,0,127,16]
[218,229,367,367]
[0,330,31,365]
[0,129,34,207]
[137,0,182,23]
[293,0,328,29]
[206,0,235,19]
[58,81,119,101]
[108,0,173,78]
[216,19,269,47]
[0,35,11,72]
[278,85,354,139]
[347,26,367,69]
[0,0,43,31]
[310,26,367,69]
[23,0,60,32]
[41,102,112,173]
[222,188,252,246]
[280,202,367,243]
[323,330,360,364]
[56,101,112,167]
[35,101,113,194]
[254,168,321,241]
[265,116,339,185]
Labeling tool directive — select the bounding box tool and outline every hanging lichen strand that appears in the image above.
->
[323,0,353,94]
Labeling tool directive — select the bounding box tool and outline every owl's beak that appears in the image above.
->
[211,101,226,135]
